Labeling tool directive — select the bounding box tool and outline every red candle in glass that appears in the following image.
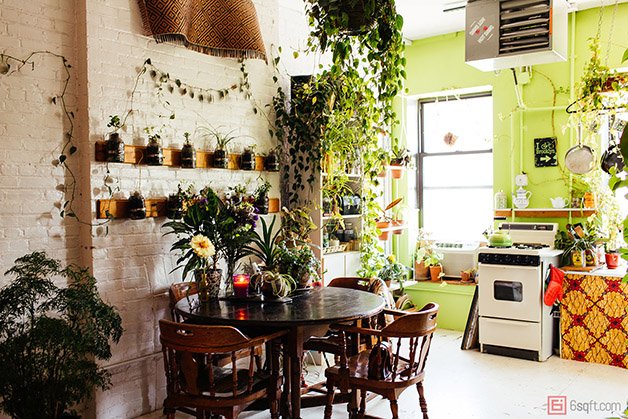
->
[233,274,250,298]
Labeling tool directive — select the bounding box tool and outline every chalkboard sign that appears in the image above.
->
[534,137,557,167]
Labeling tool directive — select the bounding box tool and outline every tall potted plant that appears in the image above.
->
[0,252,123,419]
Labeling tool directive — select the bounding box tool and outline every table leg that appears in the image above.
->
[281,342,291,419]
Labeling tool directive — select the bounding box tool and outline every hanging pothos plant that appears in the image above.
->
[271,0,405,277]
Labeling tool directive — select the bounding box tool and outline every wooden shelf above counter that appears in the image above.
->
[94,142,268,171]
[494,208,595,218]
[96,197,280,219]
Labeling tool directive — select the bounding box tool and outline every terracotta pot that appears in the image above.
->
[392,220,405,234]
[389,165,404,179]
[429,264,443,282]
[605,252,620,269]
[414,261,429,280]
[376,221,391,241]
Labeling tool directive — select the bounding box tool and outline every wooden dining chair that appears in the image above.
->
[323,303,439,419]
[159,319,286,419]
[303,277,394,359]
[169,282,198,323]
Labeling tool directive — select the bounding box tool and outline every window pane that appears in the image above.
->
[422,153,493,188]
[422,188,493,241]
[422,96,493,153]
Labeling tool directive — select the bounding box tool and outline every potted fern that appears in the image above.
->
[0,252,123,419]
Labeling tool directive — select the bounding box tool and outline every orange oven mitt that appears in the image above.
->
[543,264,565,306]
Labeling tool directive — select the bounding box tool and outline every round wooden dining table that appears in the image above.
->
[175,286,385,419]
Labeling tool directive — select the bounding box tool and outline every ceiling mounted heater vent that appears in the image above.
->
[465,0,569,72]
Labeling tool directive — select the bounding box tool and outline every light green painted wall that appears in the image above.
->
[395,5,628,266]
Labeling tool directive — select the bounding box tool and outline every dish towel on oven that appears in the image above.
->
[543,264,565,306]
[137,0,267,60]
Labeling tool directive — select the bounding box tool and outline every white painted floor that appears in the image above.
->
[139,330,628,419]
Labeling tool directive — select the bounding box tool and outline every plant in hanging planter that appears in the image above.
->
[253,180,272,215]
[144,126,164,166]
[105,114,125,163]
[241,144,257,171]
[0,252,123,419]
[180,132,196,168]
[388,146,411,179]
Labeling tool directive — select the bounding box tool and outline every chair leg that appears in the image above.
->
[389,398,399,419]
[417,381,429,419]
[348,389,359,418]
[324,381,336,419]
[359,390,367,418]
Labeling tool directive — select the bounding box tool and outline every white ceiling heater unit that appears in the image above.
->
[465,0,569,71]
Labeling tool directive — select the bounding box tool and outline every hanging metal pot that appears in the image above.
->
[565,123,594,175]
[601,117,626,174]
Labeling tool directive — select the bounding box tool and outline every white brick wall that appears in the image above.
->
[1,0,312,417]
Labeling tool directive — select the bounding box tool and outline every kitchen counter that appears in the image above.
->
[560,268,628,369]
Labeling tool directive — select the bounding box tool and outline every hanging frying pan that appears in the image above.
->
[601,117,626,174]
[565,123,594,175]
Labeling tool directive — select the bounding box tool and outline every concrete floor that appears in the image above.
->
[140,329,628,419]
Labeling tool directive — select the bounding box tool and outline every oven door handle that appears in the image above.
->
[481,317,536,326]
[478,263,540,270]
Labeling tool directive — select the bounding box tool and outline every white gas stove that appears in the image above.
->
[478,222,562,361]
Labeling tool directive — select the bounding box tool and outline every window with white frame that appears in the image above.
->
[416,93,494,241]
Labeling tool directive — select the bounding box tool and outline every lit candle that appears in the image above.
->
[233,274,250,298]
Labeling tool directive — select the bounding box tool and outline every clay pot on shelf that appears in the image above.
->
[392,219,405,235]
[414,260,429,280]
[429,264,443,282]
[106,132,125,163]
[605,252,620,269]
[376,220,391,241]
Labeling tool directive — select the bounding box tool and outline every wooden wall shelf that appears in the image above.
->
[95,142,269,171]
[494,208,595,218]
[96,197,281,219]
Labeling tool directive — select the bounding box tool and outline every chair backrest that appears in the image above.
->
[327,276,373,292]
[159,319,264,398]
[380,303,439,381]
[169,282,198,322]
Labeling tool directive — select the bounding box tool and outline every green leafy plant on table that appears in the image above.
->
[0,252,123,419]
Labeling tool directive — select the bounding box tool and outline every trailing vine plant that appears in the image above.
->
[271,0,406,277]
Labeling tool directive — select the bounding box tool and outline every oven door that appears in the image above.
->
[478,263,542,322]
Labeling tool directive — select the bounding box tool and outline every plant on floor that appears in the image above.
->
[0,252,123,419]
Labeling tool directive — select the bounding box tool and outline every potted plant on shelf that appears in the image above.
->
[241,145,257,171]
[162,185,225,299]
[424,250,444,282]
[200,126,238,169]
[277,206,317,245]
[144,126,164,166]
[376,198,402,240]
[378,254,407,291]
[414,229,437,280]
[0,252,123,419]
[180,132,196,168]
[264,147,281,172]
[254,180,271,215]
[105,114,125,162]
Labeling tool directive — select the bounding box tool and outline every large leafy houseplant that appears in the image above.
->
[0,252,123,419]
